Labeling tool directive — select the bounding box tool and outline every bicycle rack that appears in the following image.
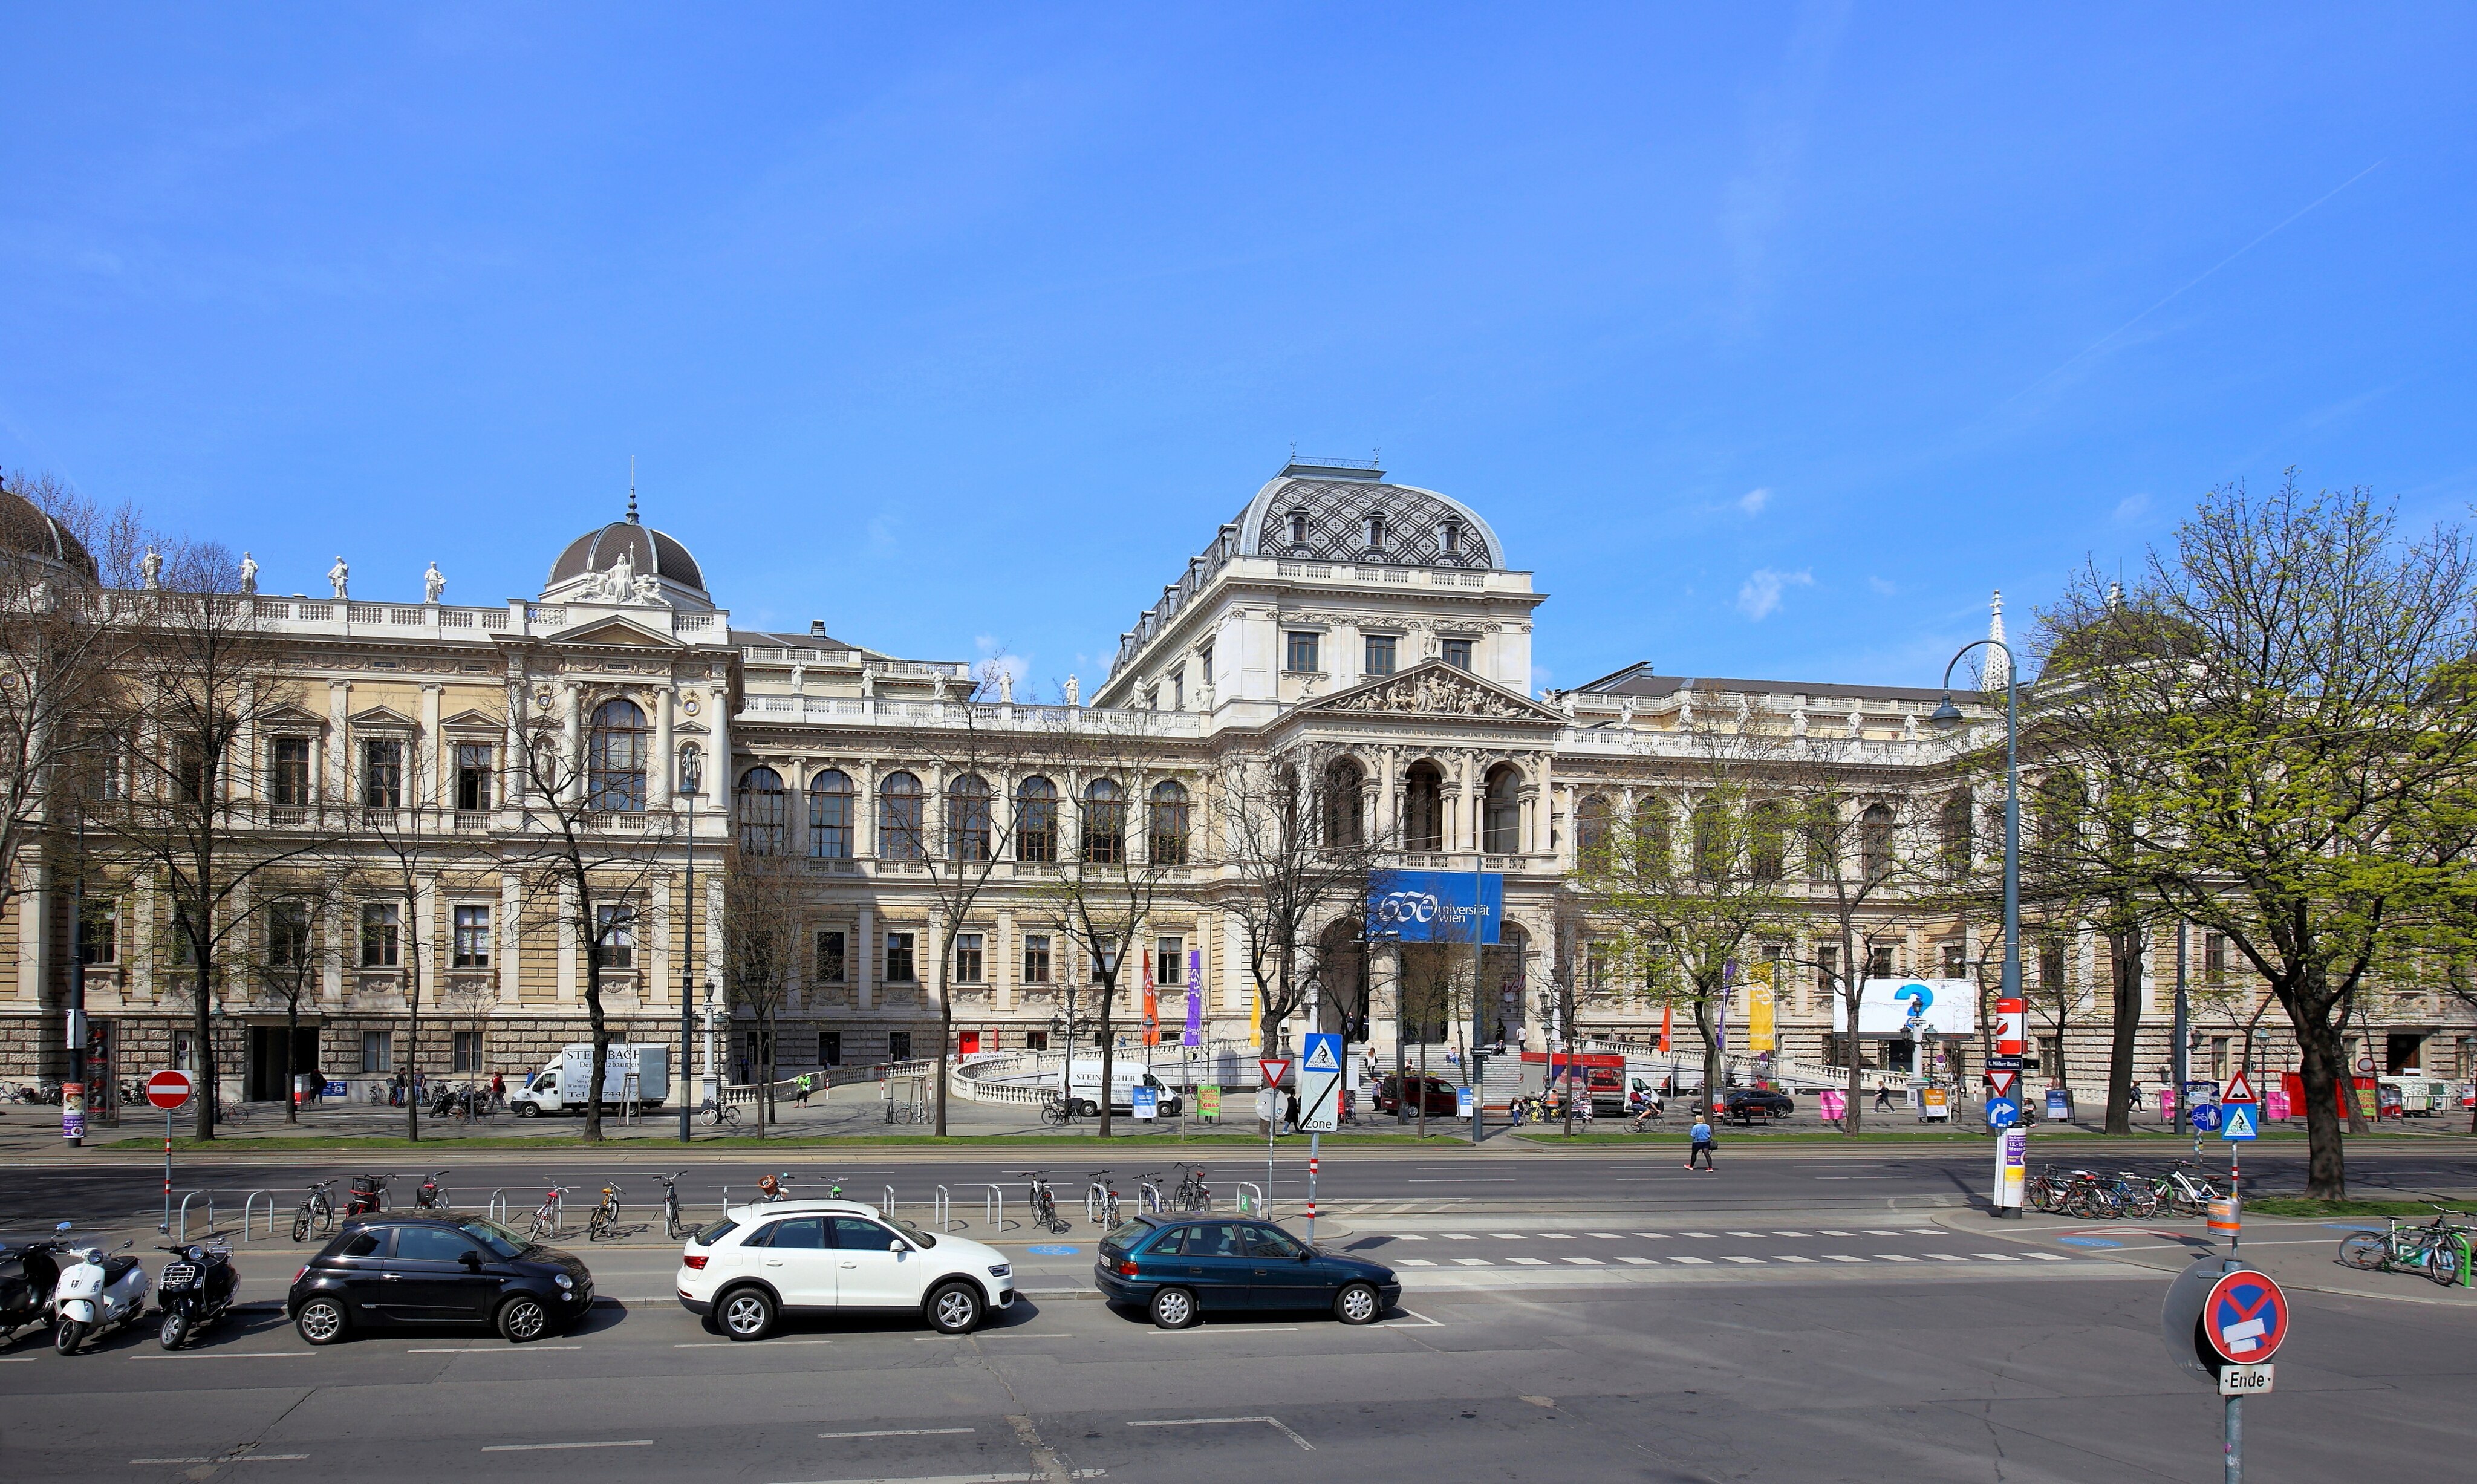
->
[934,1185,954,1231]
[983,1185,1005,1231]
[176,1190,213,1240]
[1236,1182,1265,1219]
[882,1186,896,1222]
[1086,1183,1107,1225]
[241,1191,273,1242]
[487,1189,510,1223]
[1140,1182,1164,1215]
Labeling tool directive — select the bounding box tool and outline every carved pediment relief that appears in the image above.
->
[556,617,680,649]
[260,704,326,729]
[1306,662,1563,723]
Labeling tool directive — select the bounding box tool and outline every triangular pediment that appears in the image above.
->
[349,705,417,729]
[260,703,325,729]
[1304,660,1565,723]
[440,708,504,732]
[555,616,681,648]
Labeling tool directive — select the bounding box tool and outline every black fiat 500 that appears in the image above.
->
[1094,1214,1399,1329]
[287,1217,593,1345]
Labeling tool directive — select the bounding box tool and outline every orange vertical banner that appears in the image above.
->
[1658,1004,1672,1055]
[1141,947,1160,1047]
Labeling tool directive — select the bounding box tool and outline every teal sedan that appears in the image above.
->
[1093,1214,1400,1329]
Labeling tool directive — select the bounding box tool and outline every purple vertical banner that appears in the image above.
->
[1183,949,1203,1046]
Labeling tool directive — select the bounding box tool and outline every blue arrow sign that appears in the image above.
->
[1985,1100,2018,1128]
[2221,1103,2259,1141]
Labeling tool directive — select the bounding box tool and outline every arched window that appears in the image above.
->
[1633,796,1673,874]
[879,771,925,861]
[1402,761,1445,851]
[947,773,992,862]
[1150,780,1190,865]
[736,767,786,855]
[1323,758,1365,847]
[1081,779,1126,864]
[586,699,646,812]
[1287,510,1309,547]
[1690,796,1731,880]
[1482,763,1521,855]
[1750,799,1788,884]
[1016,776,1058,862]
[1860,802,1896,883]
[807,769,854,859]
[1364,512,1386,550]
[1575,795,1611,864]
[1440,519,1463,557]
[1939,791,1973,880]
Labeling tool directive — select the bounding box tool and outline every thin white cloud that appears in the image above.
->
[1737,567,1812,621]
[1738,487,1772,516]
[2112,493,2150,524]
[1867,575,1897,596]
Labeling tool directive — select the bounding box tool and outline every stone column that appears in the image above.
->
[856,903,876,1012]
[561,683,582,804]
[420,684,443,807]
[555,876,577,1003]
[327,681,352,803]
[498,874,521,1006]
[995,909,1015,1013]
[652,689,674,809]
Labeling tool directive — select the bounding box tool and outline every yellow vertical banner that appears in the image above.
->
[1747,963,1776,1054]
[1248,979,1263,1049]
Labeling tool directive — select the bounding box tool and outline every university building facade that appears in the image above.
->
[5,459,2469,1115]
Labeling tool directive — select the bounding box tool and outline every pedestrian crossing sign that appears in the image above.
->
[2221,1103,2259,1141]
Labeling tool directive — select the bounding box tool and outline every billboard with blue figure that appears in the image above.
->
[1365,869,1502,944]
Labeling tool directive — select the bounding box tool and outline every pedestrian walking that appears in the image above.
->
[1685,1112,1715,1171]
[489,1071,505,1110]
[1578,1084,1595,1127]
[1874,1084,1895,1112]
[794,1072,813,1106]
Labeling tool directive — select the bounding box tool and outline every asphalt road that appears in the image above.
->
[8,1144,2477,1237]
[2,1246,2462,1482]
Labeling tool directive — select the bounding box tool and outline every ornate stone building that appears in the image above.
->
[5,460,2469,1114]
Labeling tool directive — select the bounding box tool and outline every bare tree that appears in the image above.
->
[722,846,804,1137]
[227,877,336,1125]
[1023,706,1190,1139]
[508,683,683,1142]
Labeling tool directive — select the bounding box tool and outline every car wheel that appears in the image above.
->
[926,1281,984,1335]
[1076,1099,1099,1118]
[295,1297,348,1346]
[497,1295,551,1343]
[1148,1286,1198,1329]
[720,1286,775,1341]
[517,1103,538,1118]
[1333,1282,1382,1326]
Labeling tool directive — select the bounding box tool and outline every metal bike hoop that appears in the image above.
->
[1140,1181,1164,1215]
[1236,1182,1265,1219]
[984,1185,1005,1231]
[176,1190,213,1240]
[241,1191,273,1242]
[1087,1183,1107,1225]
[487,1189,510,1223]
[882,1185,896,1222]
[934,1185,953,1231]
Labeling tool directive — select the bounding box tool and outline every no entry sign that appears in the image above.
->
[146,1069,195,1110]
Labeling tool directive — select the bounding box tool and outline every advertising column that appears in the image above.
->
[1990,996,2026,1217]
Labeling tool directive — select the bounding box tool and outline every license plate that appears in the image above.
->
[2217,1364,2273,1395]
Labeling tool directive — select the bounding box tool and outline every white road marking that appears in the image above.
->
[132,1352,316,1361]
[818,1429,977,1439]
[772,1473,1105,1483]
[1719,1256,1763,1265]
[2022,1253,2071,1262]
[1816,1230,1855,1236]
[1876,1254,1922,1263]
[1824,1255,1869,1264]
[1388,1233,1429,1240]
[1726,1231,1765,1237]
[1617,1257,1658,1265]
[1451,1258,1494,1267]
[1586,1232,1625,1239]
[1373,1309,1444,1328]
[1862,1229,1904,1235]
[408,1346,583,1353]
[1442,1233,1477,1240]
[1128,1416,1312,1451]
[1562,1256,1603,1266]
[1405,1179,1515,1183]
[129,1457,307,1466]
[675,1339,835,1348]
[1769,1231,1811,1237]
[1538,1232,1575,1240]
[1489,1232,1525,1239]
[1632,1232,1673,1240]
[1148,1326,1298,1335]
[1680,1231,1717,1238]
[1509,1257,1549,1266]
[1973,1253,2022,1262]
[1398,1258,1438,1266]
[1669,1255,1714,1265]
[481,1440,653,1452]
[1926,1254,1970,1261]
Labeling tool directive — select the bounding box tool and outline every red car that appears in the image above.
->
[1375,1075,1462,1116]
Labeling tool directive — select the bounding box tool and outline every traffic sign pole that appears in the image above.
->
[145,1070,195,1234]
[1306,1139,1320,1245]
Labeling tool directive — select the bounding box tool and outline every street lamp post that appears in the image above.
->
[1930,640,2022,1142]
[677,750,700,1144]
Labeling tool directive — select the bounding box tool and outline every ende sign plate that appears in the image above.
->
[1365,869,1503,945]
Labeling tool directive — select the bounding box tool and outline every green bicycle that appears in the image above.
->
[2337,1205,2473,1287]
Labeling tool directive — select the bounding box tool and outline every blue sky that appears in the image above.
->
[4,5,2470,699]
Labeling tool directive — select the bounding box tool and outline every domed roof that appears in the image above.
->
[0,482,97,580]
[1233,460,1505,570]
[545,499,705,594]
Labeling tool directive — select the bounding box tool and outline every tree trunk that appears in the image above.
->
[1096,971,1116,1141]
[1840,985,1865,1136]
[1694,994,1722,1122]
[934,951,952,1137]
[582,957,607,1143]
[2103,931,2141,1136]
[282,1002,298,1125]
[405,1006,421,1143]
[2295,1017,2349,1199]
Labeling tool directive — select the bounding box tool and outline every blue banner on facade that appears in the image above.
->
[1365,868,1503,944]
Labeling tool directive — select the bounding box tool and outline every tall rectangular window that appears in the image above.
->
[1867,945,1893,980]
[884,931,916,983]
[887,1031,913,1061]
[1942,942,1968,980]
[360,1030,392,1073]
[814,929,846,983]
[952,932,984,983]
[1025,1030,1049,1052]
[271,737,313,805]
[455,744,494,811]
[79,897,119,965]
[267,899,311,969]
[452,1030,483,1073]
[361,739,402,807]
[1441,637,1473,671]
[1364,634,1396,676]
[1156,936,1184,986]
[819,1031,842,1067]
[1170,671,1185,710]
[1022,934,1052,984]
[359,903,400,967]
[1284,631,1320,673]
[173,1030,198,1071]
[452,905,491,968]
[594,903,635,968]
[2203,932,2228,981]
[1816,945,1838,994]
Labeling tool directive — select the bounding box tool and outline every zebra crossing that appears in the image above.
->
[1367,1227,2079,1271]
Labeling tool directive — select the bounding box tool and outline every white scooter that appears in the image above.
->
[53,1224,148,1355]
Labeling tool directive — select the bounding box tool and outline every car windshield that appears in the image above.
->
[892,1219,939,1249]
[455,1218,529,1259]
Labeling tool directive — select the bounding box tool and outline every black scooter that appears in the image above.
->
[155,1242,238,1350]
[0,1235,70,1344]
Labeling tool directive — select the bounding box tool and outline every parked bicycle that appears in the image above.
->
[344,1174,393,1218]
[2338,1205,2473,1287]
[1022,1170,1067,1234]
[655,1171,690,1240]
[290,1180,338,1243]
[586,1182,623,1242]
[1171,1162,1213,1212]
[701,1096,741,1128]
[1091,1172,1121,1229]
[529,1180,573,1240]
[1040,1089,1075,1125]
[413,1170,451,1213]
[2162,1160,2229,1216]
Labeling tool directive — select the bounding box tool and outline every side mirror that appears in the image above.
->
[1297,1249,1313,1262]
[890,1240,911,1254]
[459,1250,484,1270]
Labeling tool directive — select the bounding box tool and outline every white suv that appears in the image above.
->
[675,1200,1014,1339]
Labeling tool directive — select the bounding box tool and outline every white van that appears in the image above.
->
[1056,1059,1183,1118]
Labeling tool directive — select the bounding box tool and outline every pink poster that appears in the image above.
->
[1818,1089,1845,1121]
[2158,1089,2176,1121]
[2264,1087,2290,1121]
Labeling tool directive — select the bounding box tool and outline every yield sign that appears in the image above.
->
[2222,1070,2259,1105]
[1259,1059,1291,1089]
[146,1069,195,1110]
[1987,1069,2019,1102]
